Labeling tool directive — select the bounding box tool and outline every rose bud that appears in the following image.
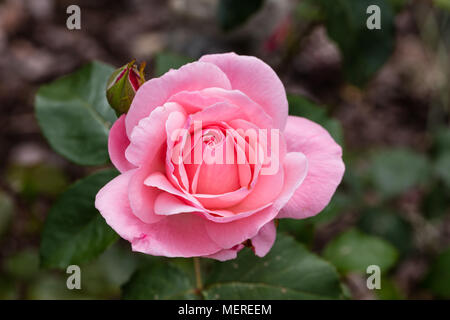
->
[106,60,146,116]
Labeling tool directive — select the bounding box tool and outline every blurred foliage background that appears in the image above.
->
[0,0,449,299]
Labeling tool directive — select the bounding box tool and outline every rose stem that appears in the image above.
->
[193,257,203,292]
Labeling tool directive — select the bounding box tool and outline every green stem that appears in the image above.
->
[193,257,203,291]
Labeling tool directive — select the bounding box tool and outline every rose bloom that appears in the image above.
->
[95,53,344,261]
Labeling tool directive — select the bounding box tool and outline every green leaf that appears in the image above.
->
[358,208,413,256]
[35,62,117,165]
[369,148,431,198]
[309,191,352,225]
[323,229,398,274]
[40,169,119,269]
[204,234,343,299]
[342,163,366,201]
[123,234,343,300]
[218,0,265,31]
[122,262,198,300]
[288,94,328,121]
[319,0,395,85]
[155,52,194,77]
[277,219,315,245]
[277,192,351,245]
[424,248,450,298]
[288,94,344,145]
[80,243,141,299]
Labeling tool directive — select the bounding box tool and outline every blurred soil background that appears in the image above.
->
[0,0,449,299]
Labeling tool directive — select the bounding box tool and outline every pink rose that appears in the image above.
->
[95,52,344,261]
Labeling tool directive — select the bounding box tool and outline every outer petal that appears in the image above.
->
[203,244,245,261]
[204,152,308,249]
[95,170,222,257]
[95,170,149,242]
[127,146,166,224]
[108,115,135,173]
[251,221,276,257]
[131,213,222,258]
[125,102,185,166]
[199,52,288,130]
[279,116,345,219]
[125,61,232,136]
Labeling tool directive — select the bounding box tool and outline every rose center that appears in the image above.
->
[202,128,224,148]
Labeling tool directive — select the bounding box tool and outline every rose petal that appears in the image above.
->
[125,102,185,166]
[144,172,203,208]
[154,192,236,218]
[145,172,264,221]
[188,101,242,124]
[169,88,273,129]
[195,139,241,196]
[251,221,276,257]
[199,52,287,129]
[131,213,222,257]
[95,170,149,242]
[226,132,287,213]
[193,187,251,210]
[96,171,222,257]
[227,160,283,212]
[203,244,245,261]
[168,90,225,113]
[204,152,308,249]
[108,115,135,172]
[278,116,345,219]
[201,88,273,129]
[154,192,199,216]
[125,61,232,136]
[127,147,166,224]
